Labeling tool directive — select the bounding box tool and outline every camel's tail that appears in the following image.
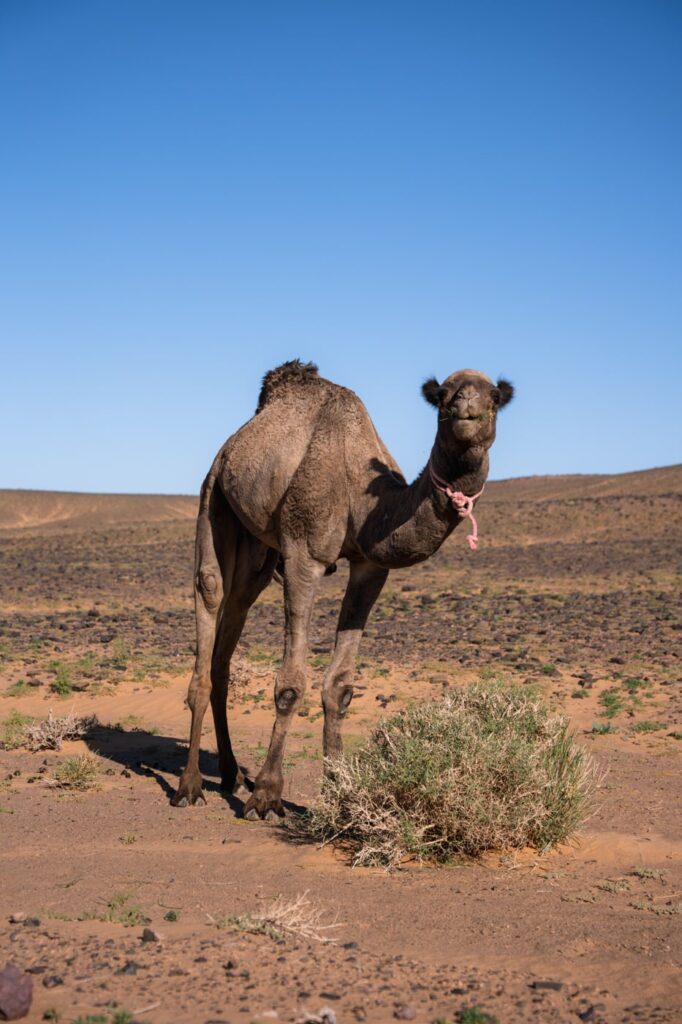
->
[194,454,235,613]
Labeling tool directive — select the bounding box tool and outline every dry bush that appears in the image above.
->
[24,709,98,751]
[51,753,102,790]
[221,891,340,943]
[294,683,598,868]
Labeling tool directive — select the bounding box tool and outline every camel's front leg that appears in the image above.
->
[244,549,326,821]
[322,561,388,760]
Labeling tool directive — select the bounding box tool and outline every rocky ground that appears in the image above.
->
[0,467,680,1024]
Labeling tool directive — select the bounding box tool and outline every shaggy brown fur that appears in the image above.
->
[172,362,514,817]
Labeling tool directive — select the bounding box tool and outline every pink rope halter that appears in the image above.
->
[428,459,485,551]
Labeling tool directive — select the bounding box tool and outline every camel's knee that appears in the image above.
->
[323,683,354,718]
[186,673,210,712]
[196,566,222,612]
[275,686,301,714]
[274,671,306,715]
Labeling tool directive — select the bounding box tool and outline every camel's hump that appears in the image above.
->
[256,359,320,412]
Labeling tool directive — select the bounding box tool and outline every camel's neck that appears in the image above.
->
[358,438,489,569]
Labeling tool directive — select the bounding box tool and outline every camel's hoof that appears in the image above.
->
[170,780,206,807]
[243,795,285,821]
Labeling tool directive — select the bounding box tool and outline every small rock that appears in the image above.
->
[141,927,164,943]
[22,919,40,929]
[0,962,33,1020]
[342,941,358,950]
[8,914,25,925]
[393,1006,416,1020]
[42,976,63,989]
[115,960,139,975]
[531,980,563,991]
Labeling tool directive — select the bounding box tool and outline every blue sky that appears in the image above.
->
[1,1,680,493]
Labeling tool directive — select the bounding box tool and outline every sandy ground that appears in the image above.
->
[1,468,680,1024]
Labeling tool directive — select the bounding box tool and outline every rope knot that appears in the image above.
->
[428,460,484,551]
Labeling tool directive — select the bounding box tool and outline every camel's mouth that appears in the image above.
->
[452,414,485,425]
[450,414,488,439]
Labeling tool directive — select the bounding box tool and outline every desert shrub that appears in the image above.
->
[294,683,597,867]
[218,892,339,943]
[0,710,35,749]
[24,710,97,751]
[50,661,74,696]
[52,754,102,790]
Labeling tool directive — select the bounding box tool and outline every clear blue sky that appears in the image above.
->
[1,1,680,493]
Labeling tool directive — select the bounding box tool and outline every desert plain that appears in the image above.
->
[0,466,680,1024]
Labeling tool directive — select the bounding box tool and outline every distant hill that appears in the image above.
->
[485,464,682,502]
[1,465,679,545]
[0,490,197,531]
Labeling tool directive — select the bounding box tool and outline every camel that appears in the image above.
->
[172,360,514,818]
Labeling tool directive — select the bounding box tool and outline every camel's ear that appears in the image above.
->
[422,377,444,407]
[493,379,514,408]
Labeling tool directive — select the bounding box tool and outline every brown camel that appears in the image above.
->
[172,361,514,818]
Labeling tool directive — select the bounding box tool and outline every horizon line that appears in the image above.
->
[1,462,679,499]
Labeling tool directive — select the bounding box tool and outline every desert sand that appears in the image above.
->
[1,466,680,1023]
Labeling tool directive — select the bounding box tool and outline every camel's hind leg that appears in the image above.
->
[210,538,279,794]
[172,478,236,807]
[172,476,278,807]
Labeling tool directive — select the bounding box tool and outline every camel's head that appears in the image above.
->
[422,369,514,448]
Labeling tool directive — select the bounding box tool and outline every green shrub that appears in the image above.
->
[6,679,29,697]
[0,710,34,749]
[293,683,596,867]
[598,688,624,718]
[458,1010,499,1024]
[53,754,102,790]
[50,662,73,696]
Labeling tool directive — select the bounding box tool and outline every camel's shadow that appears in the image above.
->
[83,723,305,818]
